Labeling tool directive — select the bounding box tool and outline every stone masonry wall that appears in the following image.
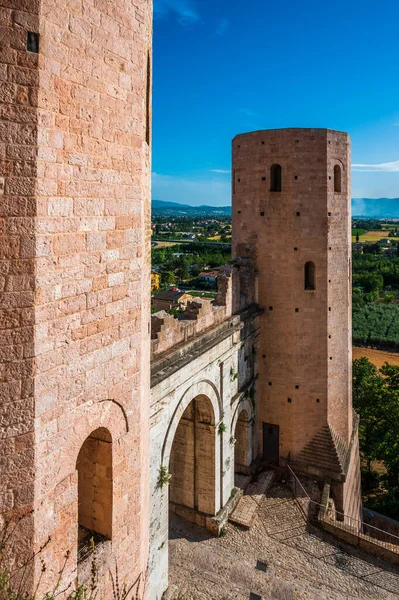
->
[0,0,40,580]
[0,1,152,597]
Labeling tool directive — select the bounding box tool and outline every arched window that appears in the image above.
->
[77,427,112,558]
[334,165,341,193]
[305,261,315,290]
[270,164,282,192]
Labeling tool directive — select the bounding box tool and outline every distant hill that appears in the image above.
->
[153,199,399,219]
[152,199,231,216]
[352,198,399,218]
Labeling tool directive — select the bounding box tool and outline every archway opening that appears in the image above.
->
[76,427,112,559]
[169,395,216,518]
[234,409,252,487]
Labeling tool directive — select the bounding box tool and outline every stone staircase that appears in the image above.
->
[296,424,346,475]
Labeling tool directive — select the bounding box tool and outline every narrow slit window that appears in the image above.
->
[270,164,282,192]
[145,52,151,145]
[334,165,341,193]
[304,261,315,290]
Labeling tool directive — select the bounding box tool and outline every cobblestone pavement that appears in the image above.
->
[169,480,399,600]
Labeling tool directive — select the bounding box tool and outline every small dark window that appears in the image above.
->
[296,212,300,216]
[328,335,331,339]
[295,308,299,313]
[329,247,332,250]
[269,306,273,311]
[260,211,264,216]
[316,398,320,403]
[328,279,331,283]
[334,165,342,193]
[238,178,241,182]
[270,164,282,192]
[232,169,236,194]
[305,261,315,290]
[328,211,332,216]
[262,354,266,358]
[295,385,299,389]
[262,177,266,181]
[329,307,331,311]
[294,175,298,180]
[329,176,332,180]
[237,210,241,214]
[256,560,267,572]
[288,398,292,403]
[261,141,265,145]
[238,144,240,148]
[295,139,299,143]
[268,382,272,386]
[294,247,298,251]
[27,32,39,53]
[330,356,333,360]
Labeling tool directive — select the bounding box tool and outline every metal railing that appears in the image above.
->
[287,464,399,555]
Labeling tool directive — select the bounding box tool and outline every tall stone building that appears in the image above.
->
[232,128,361,520]
[0,0,152,597]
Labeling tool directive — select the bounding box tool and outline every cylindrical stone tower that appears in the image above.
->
[0,1,152,597]
[232,128,361,518]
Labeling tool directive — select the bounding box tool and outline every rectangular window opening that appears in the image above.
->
[27,31,39,53]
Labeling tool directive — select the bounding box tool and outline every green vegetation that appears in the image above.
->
[353,304,399,349]
[352,249,399,349]
[152,243,231,289]
[352,228,367,237]
[353,358,399,519]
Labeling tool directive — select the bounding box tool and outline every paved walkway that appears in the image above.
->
[169,478,399,600]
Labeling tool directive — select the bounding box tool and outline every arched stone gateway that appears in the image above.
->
[169,395,217,518]
[149,312,260,599]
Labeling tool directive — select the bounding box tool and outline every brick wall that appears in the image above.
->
[232,128,353,471]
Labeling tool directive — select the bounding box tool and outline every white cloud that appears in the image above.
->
[352,160,399,172]
[152,172,231,206]
[154,0,200,25]
[237,108,259,118]
[210,169,231,174]
[215,19,229,36]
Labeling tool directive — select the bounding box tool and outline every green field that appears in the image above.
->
[352,228,367,237]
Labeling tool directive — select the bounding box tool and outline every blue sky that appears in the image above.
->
[152,0,399,206]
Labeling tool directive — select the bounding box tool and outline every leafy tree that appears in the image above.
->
[353,358,399,518]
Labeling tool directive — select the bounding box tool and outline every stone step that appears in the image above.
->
[229,470,275,529]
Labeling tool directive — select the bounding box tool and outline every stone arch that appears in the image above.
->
[76,426,113,553]
[231,397,254,475]
[162,379,221,466]
[169,395,216,515]
[61,399,129,482]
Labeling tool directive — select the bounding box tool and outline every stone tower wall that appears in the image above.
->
[0,1,152,597]
[232,128,353,472]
